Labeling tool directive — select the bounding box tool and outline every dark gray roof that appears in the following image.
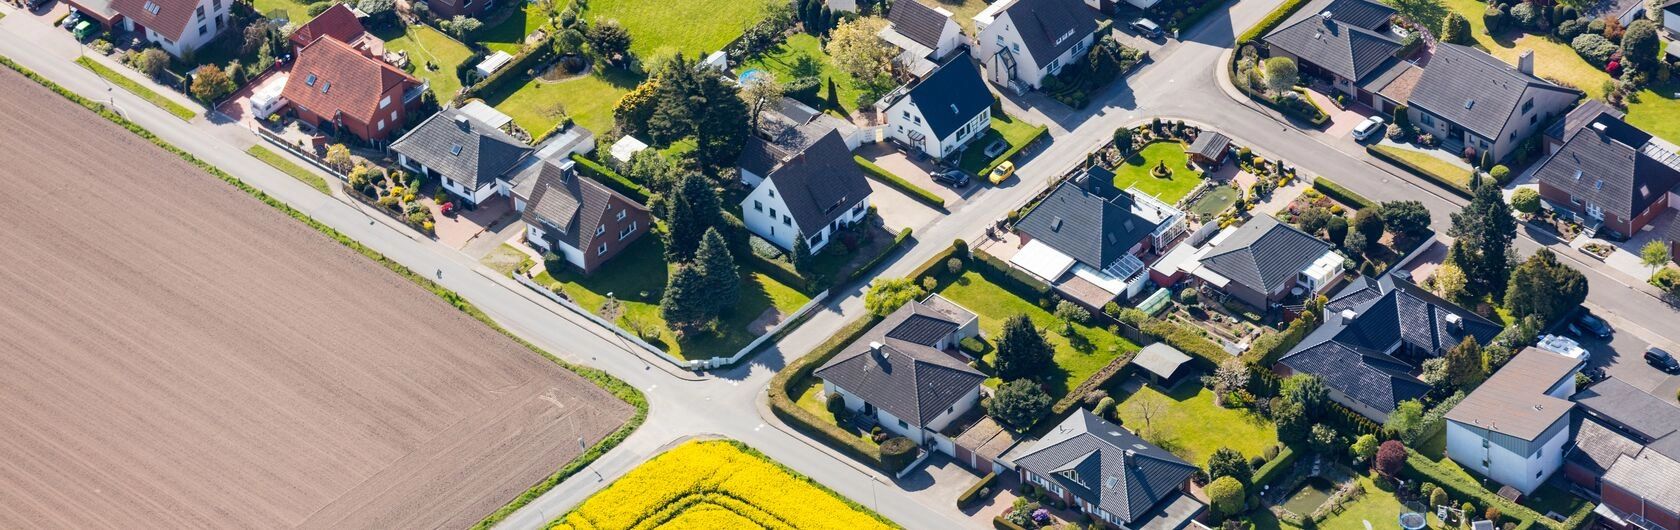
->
[1282,275,1502,417]
[1574,377,1680,461]
[738,136,789,178]
[904,58,992,141]
[1534,114,1680,221]
[1012,409,1200,524]
[1185,131,1231,161]
[1015,169,1164,269]
[887,0,949,52]
[1264,12,1402,82]
[516,160,648,251]
[1199,215,1332,295]
[1566,417,1646,476]
[1314,0,1397,29]
[1000,0,1100,65]
[1443,348,1579,441]
[390,108,532,191]
[814,300,985,427]
[1546,99,1624,141]
[1408,43,1582,142]
[765,131,872,234]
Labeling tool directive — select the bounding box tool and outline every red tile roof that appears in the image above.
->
[111,0,200,41]
[282,37,418,126]
[288,3,368,48]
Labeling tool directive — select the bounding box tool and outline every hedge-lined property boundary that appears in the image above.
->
[980,125,1050,180]
[1251,446,1299,487]
[1402,449,1595,530]
[854,156,945,209]
[1238,0,1313,43]
[569,153,651,204]
[957,472,999,508]
[1311,177,1375,209]
[0,55,650,530]
[846,227,915,285]
[1366,145,1474,199]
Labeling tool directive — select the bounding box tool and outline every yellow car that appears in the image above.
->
[989,161,1015,184]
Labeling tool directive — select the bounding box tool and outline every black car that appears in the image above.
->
[1646,347,1680,373]
[25,0,48,10]
[931,169,970,187]
[1571,311,1613,340]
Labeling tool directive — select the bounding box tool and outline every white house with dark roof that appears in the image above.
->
[1012,409,1206,529]
[973,0,1100,90]
[814,296,983,455]
[1010,166,1187,307]
[113,0,230,57]
[1406,43,1582,163]
[741,131,872,252]
[1443,347,1581,496]
[877,57,994,160]
[1262,0,1415,112]
[391,108,533,207]
[878,0,967,76]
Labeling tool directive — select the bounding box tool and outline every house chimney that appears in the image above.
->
[453,114,471,130]
[1340,309,1357,321]
[1445,313,1463,331]
[869,341,885,357]
[1319,10,1333,21]
[1517,50,1535,76]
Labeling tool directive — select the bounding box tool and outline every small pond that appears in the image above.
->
[1280,476,1336,515]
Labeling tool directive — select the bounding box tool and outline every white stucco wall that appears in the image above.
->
[1445,419,1570,496]
[743,179,796,250]
[525,224,584,269]
[885,98,989,159]
[127,0,230,58]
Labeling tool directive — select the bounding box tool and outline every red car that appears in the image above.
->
[440,201,458,216]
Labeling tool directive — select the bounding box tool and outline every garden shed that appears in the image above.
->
[1133,343,1192,387]
[1185,131,1231,166]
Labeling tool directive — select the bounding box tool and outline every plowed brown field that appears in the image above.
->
[0,68,631,529]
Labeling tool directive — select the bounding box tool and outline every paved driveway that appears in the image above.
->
[215,69,286,128]
[857,143,973,205]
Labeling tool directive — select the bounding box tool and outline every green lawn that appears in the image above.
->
[1190,185,1240,220]
[476,2,550,55]
[1439,0,1605,99]
[934,270,1137,400]
[1629,82,1680,144]
[1112,383,1278,464]
[75,57,197,120]
[1429,455,1590,518]
[1310,474,1445,530]
[484,68,637,138]
[246,145,332,194]
[377,25,474,101]
[1370,144,1473,189]
[1113,141,1200,204]
[583,0,770,59]
[252,0,312,24]
[958,114,1046,174]
[533,236,810,360]
[926,0,989,32]
[740,33,860,113]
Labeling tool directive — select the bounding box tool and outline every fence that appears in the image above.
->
[256,127,349,182]
[696,290,830,370]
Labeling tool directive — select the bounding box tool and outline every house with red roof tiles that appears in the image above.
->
[112,0,231,57]
[281,36,423,143]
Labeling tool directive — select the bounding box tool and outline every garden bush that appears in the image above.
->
[1573,33,1618,65]
[1555,18,1584,40]
[879,436,918,472]
[957,472,998,508]
[1510,3,1540,29]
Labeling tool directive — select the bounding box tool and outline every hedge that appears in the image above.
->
[1401,449,1594,530]
[462,34,557,102]
[973,249,1052,300]
[854,156,945,209]
[845,227,914,285]
[1238,0,1314,43]
[1252,446,1299,488]
[994,517,1030,530]
[1366,146,1474,199]
[981,125,1050,179]
[957,472,999,508]
[1050,353,1136,416]
[569,153,651,204]
[0,56,649,530]
[1138,319,1226,371]
[1312,177,1374,210]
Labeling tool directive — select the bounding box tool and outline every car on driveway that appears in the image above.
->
[1351,116,1386,141]
[1646,347,1680,373]
[989,161,1015,184]
[932,169,970,187]
[1570,311,1613,340]
[1129,18,1164,39]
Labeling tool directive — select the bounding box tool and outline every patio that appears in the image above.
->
[426,195,517,250]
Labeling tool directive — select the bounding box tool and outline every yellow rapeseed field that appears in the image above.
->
[549,440,898,530]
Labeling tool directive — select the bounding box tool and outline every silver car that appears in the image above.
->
[1351,116,1386,141]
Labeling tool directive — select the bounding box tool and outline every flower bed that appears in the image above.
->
[1581,242,1614,260]
[347,165,436,236]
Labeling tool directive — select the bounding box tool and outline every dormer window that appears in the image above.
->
[143,0,159,14]
[1058,469,1080,484]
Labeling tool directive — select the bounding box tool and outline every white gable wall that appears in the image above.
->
[973,11,1094,89]
[743,179,797,250]
[125,0,231,58]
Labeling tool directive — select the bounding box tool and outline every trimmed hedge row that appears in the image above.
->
[993,517,1030,530]
[0,56,650,530]
[854,156,945,209]
[569,153,651,204]
[1050,353,1136,416]
[972,249,1052,300]
[462,32,557,103]
[1366,146,1474,199]
[1139,319,1226,371]
[957,472,999,508]
[1238,0,1314,43]
[980,125,1050,180]
[1311,177,1374,210]
[1252,445,1299,488]
[1401,449,1593,530]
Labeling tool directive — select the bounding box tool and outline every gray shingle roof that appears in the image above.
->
[1408,43,1582,142]
[765,131,872,234]
[1264,13,1403,82]
[814,300,985,427]
[1012,409,1200,524]
[1534,114,1680,222]
[1443,348,1580,441]
[1000,0,1099,65]
[1199,215,1332,295]
[515,160,648,251]
[1282,275,1502,417]
[391,109,533,191]
[904,58,993,141]
[1546,99,1624,141]
[1574,377,1680,461]
[1566,417,1645,476]
[887,0,949,52]
[1602,450,1680,516]
[1314,0,1398,29]
[738,136,789,178]
[1186,131,1232,161]
[1015,169,1165,269]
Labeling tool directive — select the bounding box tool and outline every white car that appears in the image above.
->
[1351,116,1386,141]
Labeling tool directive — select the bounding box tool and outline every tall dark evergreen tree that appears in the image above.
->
[664,174,723,262]
[1504,249,1588,325]
[661,265,711,331]
[695,227,739,314]
[995,314,1053,381]
[1447,181,1517,298]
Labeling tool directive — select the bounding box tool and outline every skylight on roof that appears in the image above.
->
[321,81,330,94]
[450,144,463,155]
[305,73,317,86]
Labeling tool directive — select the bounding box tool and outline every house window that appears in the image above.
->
[377,120,385,131]
[196,6,205,19]
[595,225,605,236]
[380,95,392,109]
[753,200,763,212]
[198,24,208,35]
[390,111,397,122]
[597,242,607,255]
[897,419,908,429]
[1522,99,1534,114]
[995,35,1005,47]
[619,221,636,240]
[306,73,317,86]
[896,126,903,133]
[215,14,223,30]
[1481,459,1490,468]
[768,189,775,198]
[902,111,911,120]
[144,0,159,14]
[1420,114,1434,126]
[1011,43,1020,52]
[1483,439,1489,448]
[782,215,792,226]
[913,116,921,125]
[212,0,220,9]
[769,207,777,218]
[616,209,627,221]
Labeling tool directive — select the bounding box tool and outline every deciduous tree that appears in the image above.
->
[1375,440,1407,479]
[826,17,896,101]
[1379,200,1432,241]
[1504,249,1588,324]
[1263,57,1298,95]
[190,64,235,102]
[1385,0,1450,37]
[864,277,923,316]
[1446,336,1486,388]
[1206,477,1246,516]
[1642,240,1672,276]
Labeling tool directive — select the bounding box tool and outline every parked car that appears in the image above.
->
[989,161,1015,184]
[26,0,49,10]
[931,169,970,187]
[1570,311,1613,340]
[1129,18,1164,39]
[1645,347,1680,373]
[1351,116,1386,141]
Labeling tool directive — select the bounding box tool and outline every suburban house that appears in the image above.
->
[814,296,984,456]
[59,0,122,29]
[282,36,423,144]
[1442,347,1582,496]
[1542,99,1621,153]
[1566,378,1680,530]
[1533,109,1680,239]
[1278,274,1503,421]
[1012,409,1207,529]
[740,97,862,186]
[973,0,1100,91]
[1010,167,1188,307]
[877,57,993,160]
[878,0,968,76]
[511,159,651,274]
[1262,0,1414,113]
[112,0,230,57]
[391,108,533,207]
[1407,44,1582,163]
[1184,214,1342,310]
[740,131,873,253]
[423,0,491,20]
[287,3,380,53]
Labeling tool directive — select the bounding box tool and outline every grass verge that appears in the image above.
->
[1311,176,1374,209]
[74,56,196,120]
[246,145,332,194]
[1367,144,1473,198]
[0,54,647,530]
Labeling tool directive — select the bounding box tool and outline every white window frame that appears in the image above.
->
[595,224,605,236]
[597,242,607,255]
